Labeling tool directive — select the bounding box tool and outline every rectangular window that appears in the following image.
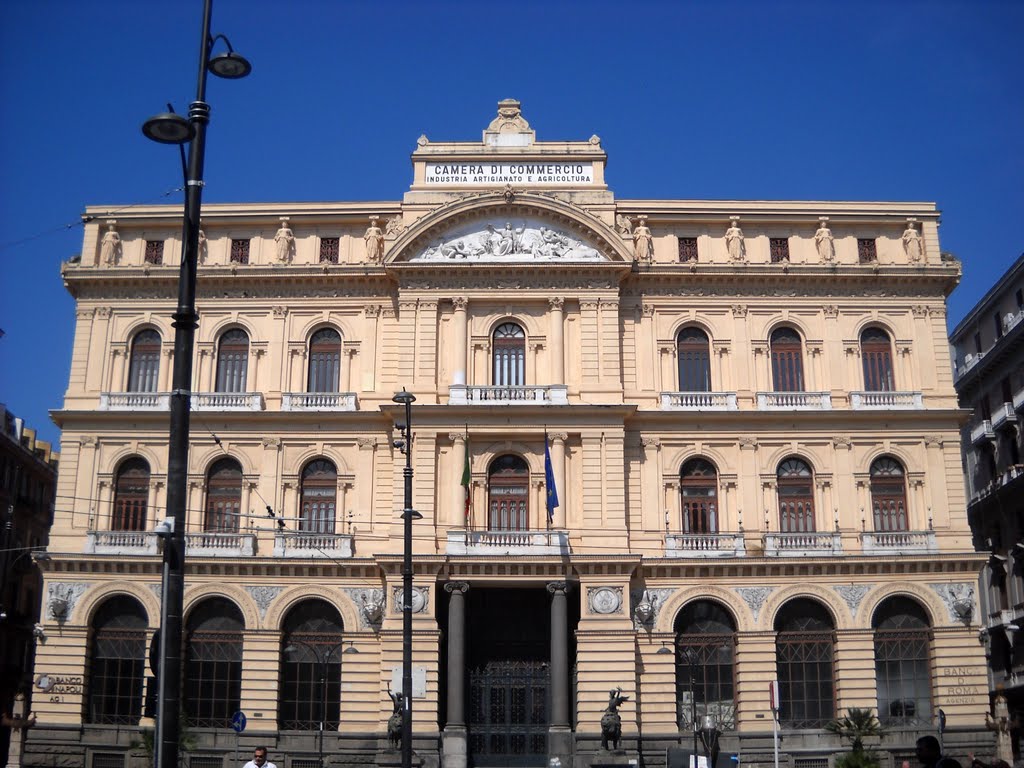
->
[974,332,983,354]
[677,237,698,262]
[230,239,249,265]
[857,238,877,264]
[1002,377,1013,404]
[770,238,790,263]
[144,240,163,265]
[995,312,1004,339]
[319,237,340,264]
[1016,288,1023,310]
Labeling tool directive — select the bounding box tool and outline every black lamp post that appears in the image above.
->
[679,646,701,766]
[391,389,418,768]
[140,4,249,768]
[284,639,356,768]
[699,715,721,768]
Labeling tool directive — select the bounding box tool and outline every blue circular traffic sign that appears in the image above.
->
[231,711,247,733]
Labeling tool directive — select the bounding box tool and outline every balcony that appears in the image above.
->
[100,392,170,411]
[956,351,985,380]
[860,530,938,555]
[85,530,256,557]
[970,420,995,446]
[273,531,353,558]
[1013,385,1024,413]
[992,402,1018,431]
[192,392,264,411]
[763,531,842,557]
[756,392,832,410]
[665,532,745,558]
[449,384,568,405]
[660,392,738,411]
[849,391,923,410]
[282,392,358,411]
[446,528,569,556]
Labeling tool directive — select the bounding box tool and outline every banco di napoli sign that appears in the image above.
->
[424,162,594,186]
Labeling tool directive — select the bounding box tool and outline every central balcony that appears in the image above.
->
[756,392,832,410]
[763,531,842,557]
[446,528,569,556]
[665,532,745,557]
[660,392,738,411]
[860,530,938,555]
[273,531,353,558]
[85,530,255,557]
[449,384,568,405]
[282,392,358,411]
[192,392,264,411]
[849,391,923,410]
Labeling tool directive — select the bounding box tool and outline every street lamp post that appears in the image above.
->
[140,4,250,768]
[391,389,418,768]
[679,646,701,766]
[284,639,352,768]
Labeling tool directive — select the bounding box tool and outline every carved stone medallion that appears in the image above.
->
[393,586,429,614]
[588,586,623,615]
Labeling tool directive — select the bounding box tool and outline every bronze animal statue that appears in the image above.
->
[600,687,629,751]
[386,690,403,749]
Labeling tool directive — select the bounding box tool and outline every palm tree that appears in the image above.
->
[826,707,883,753]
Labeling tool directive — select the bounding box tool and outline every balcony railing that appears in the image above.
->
[849,391,923,410]
[85,530,255,557]
[449,384,568,405]
[992,402,1018,431]
[763,531,842,557]
[273,531,353,558]
[665,532,745,558]
[192,392,264,411]
[970,420,995,446]
[956,351,985,380]
[282,392,358,411]
[660,392,738,411]
[756,392,832,410]
[99,392,171,411]
[860,530,938,555]
[446,528,569,556]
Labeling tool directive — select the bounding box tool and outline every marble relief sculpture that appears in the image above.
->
[100,221,121,265]
[814,219,835,261]
[902,221,923,262]
[725,219,745,261]
[616,213,633,235]
[274,219,295,263]
[197,228,208,263]
[364,216,384,263]
[632,216,653,262]
[414,219,602,262]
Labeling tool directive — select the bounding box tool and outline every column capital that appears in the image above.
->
[548,296,564,311]
[549,432,567,444]
[445,581,469,595]
[449,432,468,444]
[451,296,469,311]
[547,581,569,596]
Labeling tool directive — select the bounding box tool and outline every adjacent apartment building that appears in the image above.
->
[950,252,1024,765]
[28,102,993,768]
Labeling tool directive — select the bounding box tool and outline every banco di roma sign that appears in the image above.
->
[425,162,594,186]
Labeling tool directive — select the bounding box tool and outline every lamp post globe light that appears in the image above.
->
[391,389,418,768]
[140,4,249,768]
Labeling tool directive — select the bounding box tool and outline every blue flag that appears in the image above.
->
[544,432,559,523]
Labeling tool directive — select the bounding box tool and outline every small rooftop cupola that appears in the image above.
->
[484,99,535,147]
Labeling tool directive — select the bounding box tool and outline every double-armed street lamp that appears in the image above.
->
[391,389,418,768]
[284,639,358,768]
[140,4,250,768]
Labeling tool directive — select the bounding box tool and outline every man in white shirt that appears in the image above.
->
[242,747,277,768]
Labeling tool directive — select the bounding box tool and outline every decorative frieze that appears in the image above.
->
[245,585,284,619]
[735,586,774,622]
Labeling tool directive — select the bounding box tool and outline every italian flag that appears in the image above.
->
[461,434,471,526]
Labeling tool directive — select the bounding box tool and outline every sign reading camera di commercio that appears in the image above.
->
[424,162,594,186]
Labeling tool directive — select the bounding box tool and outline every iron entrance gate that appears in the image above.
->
[468,659,549,766]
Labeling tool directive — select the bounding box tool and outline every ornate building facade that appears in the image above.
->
[30,102,992,768]
[950,252,1024,765]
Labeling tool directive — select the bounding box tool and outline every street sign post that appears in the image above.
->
[231,710,247,768]
[768,681,780,768]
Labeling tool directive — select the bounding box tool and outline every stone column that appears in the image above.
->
[449,433,468,528]
[443,581,469,768]
[451,297,468,386]
[550,432,567,529]
[549,297,565,385]
[547,581,571,761]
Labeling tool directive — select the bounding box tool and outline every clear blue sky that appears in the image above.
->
[1,0,1021,446]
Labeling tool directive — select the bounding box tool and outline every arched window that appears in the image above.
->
[870,457,908,532]
[300,459,337,534]
[308,328,342,393]
[774,598,835,728]
[488,455,529,531]
[770,327,804,392]
[680,459,718,534]
[677,327,711,392]
[86,596,147,724]
[185,597,244,728]
[777,459,815,533]
[675,601,736,730]
[215,328,249,393]
[113,457,150,531]
[279,599,344,731]
[205,458,242,532]
[492,322,526,387]
[127,329,161,392]
[873,596,932,725]
[861,327,895,392]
